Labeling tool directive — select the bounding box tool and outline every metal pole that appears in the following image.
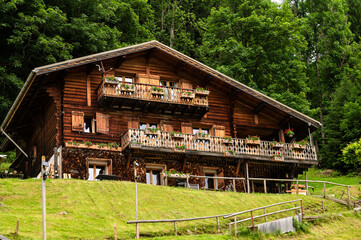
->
[134,161,138,220]
[41,156,46,240]
[246,162,250,194]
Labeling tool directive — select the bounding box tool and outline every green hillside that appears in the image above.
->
[1,178,357,239]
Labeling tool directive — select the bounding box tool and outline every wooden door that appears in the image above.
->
[96,113,110,134]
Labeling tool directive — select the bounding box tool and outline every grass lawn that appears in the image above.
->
[0,178,353,240]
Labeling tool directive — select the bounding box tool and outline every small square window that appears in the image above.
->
[84,116,96,133]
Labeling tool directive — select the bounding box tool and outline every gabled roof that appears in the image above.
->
[1,40,321,132]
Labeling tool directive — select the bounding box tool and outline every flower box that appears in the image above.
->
[129,143,142,149]
[145,129,160,135]
[173,147,186,153]
[120,85,135,92]
[270,143,284,148]
[222,138,234,144]
[65,142,122,152]
[151,89,164,95]
[171,133,184,139]
[245,139,261,145]
[195,134,210,141]
[272,156,284,161]
[292,143,306,150]
[163,173,189,178]
[180,92,195,99]
[223,152,235,157]
[195,89,210,96]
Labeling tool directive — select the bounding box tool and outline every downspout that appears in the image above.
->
[1,127,28,158]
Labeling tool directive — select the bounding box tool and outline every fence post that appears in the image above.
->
[264,208,267,222]
[216,216,220,233]
[174,222,177,236]
[251,211,255,232]
[305,170,309,194]
[295,203,298,215]
[264,180,267,194]
[136,223,139,239]
[347,186,351,207]
[114,223,117,240]
[323,182,327,198]
[296,180,299,194]
[246,162,250,193]
[186,175,189,188]
[233,179,236,192]
[234,216,237,236]
[300,200,303,217]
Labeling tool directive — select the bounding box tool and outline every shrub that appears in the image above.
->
[342,138,361,172]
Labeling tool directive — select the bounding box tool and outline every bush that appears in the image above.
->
[342,138,361,172]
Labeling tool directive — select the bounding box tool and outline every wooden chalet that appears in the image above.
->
[0,40,321,192]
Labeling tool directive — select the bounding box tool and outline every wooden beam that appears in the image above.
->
[182,158,187,172]
[235,160,241,176]
[126,153,132,170]
[254,114,259,125]
[86,75,91,106]
[254,102,265,114]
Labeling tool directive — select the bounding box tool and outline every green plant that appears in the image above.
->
[195,86,209,92]
[273,153,283,157]
[180,90,193,95]
[162,169,188,175]
[120,83,134,89]
[271,140,283,145]
[284,128,294,137]
[296,140,308,146]
[223,136,232,141]
[170,131,182,136]
[151,86,164,92]
[129,141,142,145]
[147,127,159,133]
[196,131,209,137]
[247,135,260,140]
[107,142,120,149]
[84,141,93,147]
[227,150,235,154]
[67,140,80,146]
[175,145,186,150]
[104,76,118,83]
[97,143,107,148]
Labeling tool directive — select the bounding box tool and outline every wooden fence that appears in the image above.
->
[127,199,303,238]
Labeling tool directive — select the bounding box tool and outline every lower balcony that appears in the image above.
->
[121,129,317,163]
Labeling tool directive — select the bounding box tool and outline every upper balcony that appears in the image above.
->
[97,79,209,117]
[121,129,317,164]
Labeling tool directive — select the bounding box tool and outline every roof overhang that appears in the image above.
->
[0,40,321,133]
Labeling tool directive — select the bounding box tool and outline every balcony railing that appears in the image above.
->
[121,129,317,162]
[97,81,209,107]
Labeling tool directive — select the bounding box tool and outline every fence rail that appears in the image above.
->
[127,199,303,238]
[121,129,318,161]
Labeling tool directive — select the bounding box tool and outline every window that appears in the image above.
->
[146,170,161,185]
[115,75,134,83]
[160,80,177,88]
[84,116,96,133]
[71,111,109,134]
[140,122,157,130]
[193,128,209,135]
[145,163,166,185]
[87,158,112,181]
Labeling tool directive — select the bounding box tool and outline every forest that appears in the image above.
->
[0,0,361,173]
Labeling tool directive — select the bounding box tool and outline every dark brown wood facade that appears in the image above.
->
[2,41,319,192]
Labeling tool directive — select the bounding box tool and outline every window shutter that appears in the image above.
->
[136,74,150,84]
[72,111,84,132]
[211,125,225,137]
[161,120,173,132]
[149,75,160,86]
[96,112,110,134]
[128,117,139,129]
[182,81,193,90]
[181,122,192,134]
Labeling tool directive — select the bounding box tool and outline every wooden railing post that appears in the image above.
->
[234,216,237,236]
[233,179,236,192]
[264,180,267,194]
[216,217,220,233]
[347,186,351,207]
[136,223,139,239]
[264,208,267,222]
[296,180,299,194]
[323,182,327,198]
[251,211,255,232]
[300,200,303,217]
[174,222,177,236]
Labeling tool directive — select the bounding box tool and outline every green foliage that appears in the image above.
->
[342,138,361,172]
